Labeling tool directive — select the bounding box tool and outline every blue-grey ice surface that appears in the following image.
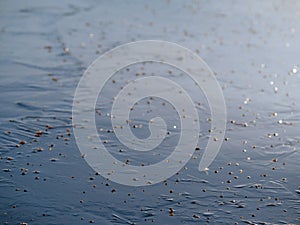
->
[0,0,299,224]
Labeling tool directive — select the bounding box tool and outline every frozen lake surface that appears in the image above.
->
[0,0,299,224]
